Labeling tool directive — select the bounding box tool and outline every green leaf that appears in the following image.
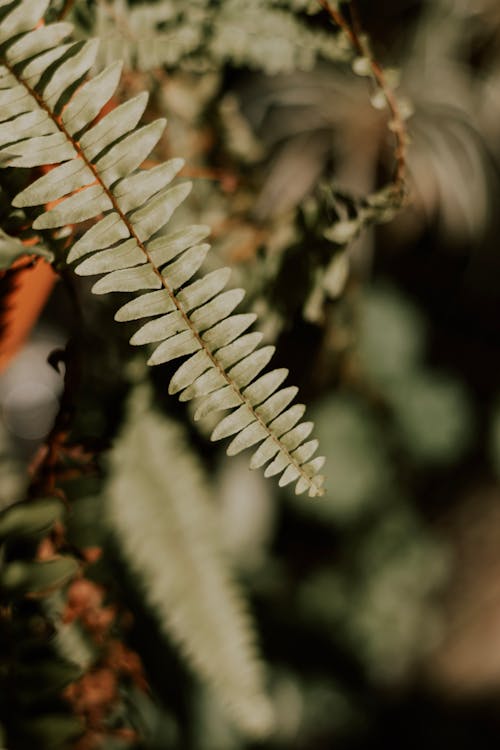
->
[75,236,144,276]
[130,181,192,242]
[12,157,94,207]
[0,0,49,44]
[130,310,184,346]
[0,498,64,540]
[61,60,123,136]
[67,213,130,262]
[79,91,148,160]
[96,119,166,186]
[114,288,174,322]
[114,156,184,214]
[33,183,112,229]
[0,229,54,268]
[6,23,73,66]
[148,329,201,365]
[177,267,231,311]
[43,39,99,111]
[1,557,78,595]
[91,263,159,294]
[189,288,244,331]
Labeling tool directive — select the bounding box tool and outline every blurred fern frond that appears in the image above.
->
[106,384,275,739]
[82,0,351,75]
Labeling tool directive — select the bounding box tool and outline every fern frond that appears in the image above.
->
[88,0,350,75]
[0,0,325,497]
[106,385,275,738]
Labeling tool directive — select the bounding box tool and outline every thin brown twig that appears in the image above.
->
[57,0,75,21]
[318,0,408,199]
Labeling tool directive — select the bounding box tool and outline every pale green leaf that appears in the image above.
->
[249,407,306,470]
[264,452,290,478]
[0,2,325,497]
[211,405,255,441]
[227,346,275,389]
[44,39,99,111]
[22,42,74,88]
[148,329,201,365]
[194,385,241,421]
[0,110,55,149]
[4,132,74,167]
[6,23,73,66]
[0,86,32,120]
[92,264,159,294]
[226,421,268,456]
[291,439,319,464]
[33,183,112,229]
[75,237,144,276]
[97,119,166,186]
[130,310,185,346]
[254,385,298,424]
[148,224,210,267]
[114,289,174,322]
[215,332,263,369]
[202,313,256,350]
[268,404,305,437]
[67,213,129,262]
[177,267,231,311]
[131,182,192,242]
[294,476,311,496]
[250,438,280,470]
[13,157,94,207]
[242,369,289,407]
[278,465,301,487]
[294,458,326,496]
[168,349,213,395]
[179,367,225,401]
[162,242,209,290]
[0,66,14,86]
[106,385,274,738]
[0,0,49,45]
[62,61,123,136]
[189,288,244,332]
[114,157,184,214]
[280,421,314,451]
[80,92,148,161]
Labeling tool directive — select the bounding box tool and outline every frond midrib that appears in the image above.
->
[4,58,322,495]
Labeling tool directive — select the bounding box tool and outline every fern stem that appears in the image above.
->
[318,0,408,197]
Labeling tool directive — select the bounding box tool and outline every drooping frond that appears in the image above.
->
[106,385,275,738]
[0,0,325,497]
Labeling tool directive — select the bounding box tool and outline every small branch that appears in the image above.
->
[318,0,408,199]
[56,0,75,21]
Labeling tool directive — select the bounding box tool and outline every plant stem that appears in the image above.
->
[318,0,408,199]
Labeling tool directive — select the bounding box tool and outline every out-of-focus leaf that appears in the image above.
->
[0,557,78,596]
[0,230,54,270]
[0,498,64,540]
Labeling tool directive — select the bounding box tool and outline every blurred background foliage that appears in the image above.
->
[3,0,500,748]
